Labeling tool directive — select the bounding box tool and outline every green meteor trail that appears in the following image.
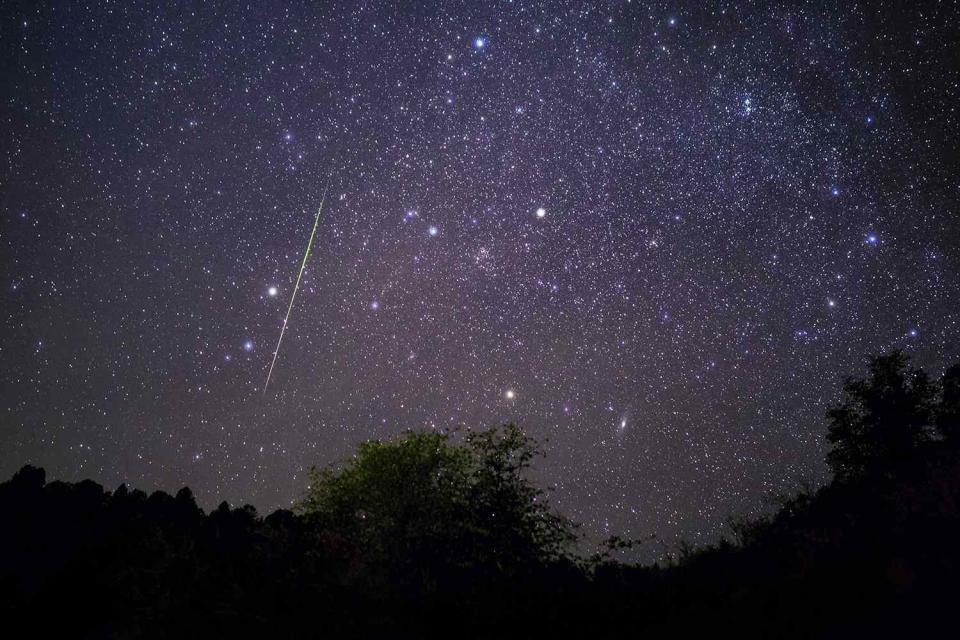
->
[263,175,333,395]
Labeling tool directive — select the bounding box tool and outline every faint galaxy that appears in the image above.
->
[1,1,959,548]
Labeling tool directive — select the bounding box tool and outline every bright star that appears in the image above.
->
[536,207,546,218]
[474,37,486,49]
[268,286,278,297]
[243,340,254,352]
[428,225,438,236]
[505,389,516,400]
[370,300,379,310]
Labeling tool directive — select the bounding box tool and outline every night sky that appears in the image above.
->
[2,1,959,550]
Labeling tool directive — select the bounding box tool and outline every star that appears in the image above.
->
[5,0,958,564]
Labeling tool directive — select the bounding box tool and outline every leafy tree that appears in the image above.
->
[826,351,938,480]
[297,424,577,590]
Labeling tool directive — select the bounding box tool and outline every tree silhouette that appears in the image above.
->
[826,351,938,481]
[297,424,576,592]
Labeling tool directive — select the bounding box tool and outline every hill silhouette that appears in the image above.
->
[2,351,959,638]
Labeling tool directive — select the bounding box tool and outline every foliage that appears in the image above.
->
[826,350,939,480]
[297,425,576,590]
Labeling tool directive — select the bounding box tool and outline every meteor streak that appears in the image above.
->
[263,173,333,395]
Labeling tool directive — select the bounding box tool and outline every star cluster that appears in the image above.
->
[2,1,959,550]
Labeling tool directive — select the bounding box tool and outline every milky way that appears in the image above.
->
[2,1,959,552]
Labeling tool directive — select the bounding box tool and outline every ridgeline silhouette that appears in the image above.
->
[3,351,959,638]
